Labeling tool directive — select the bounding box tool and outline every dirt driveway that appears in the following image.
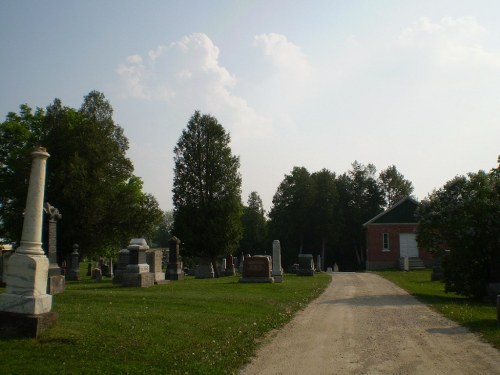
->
[240,272,500,375]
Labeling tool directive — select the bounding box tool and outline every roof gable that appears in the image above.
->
[364,197,419,225]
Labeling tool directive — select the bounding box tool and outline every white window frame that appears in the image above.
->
[382,233,390,252]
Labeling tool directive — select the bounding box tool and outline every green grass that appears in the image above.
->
[0,270,330,375]
[374,269,500,349]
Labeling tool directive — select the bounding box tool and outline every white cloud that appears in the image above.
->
[399,16,500,68]
[117,32,272,140]
[254,33,313,81]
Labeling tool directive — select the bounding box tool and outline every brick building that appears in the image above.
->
[364,197,433,270]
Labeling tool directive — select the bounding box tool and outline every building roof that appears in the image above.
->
[363,196,419,226]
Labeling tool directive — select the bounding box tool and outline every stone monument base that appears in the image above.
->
[112,270,124,284]
[47,275,65,295]
[272,274,283,283]
[0,293,52,315]
[239,277,274,283]
[153,272,168,285]
[0,311,57,339]
[122,272,155,288]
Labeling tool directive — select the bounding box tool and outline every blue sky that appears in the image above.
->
[1,1,499,211]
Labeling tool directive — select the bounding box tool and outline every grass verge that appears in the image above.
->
[0,271,330,374]
[374,269,500,349]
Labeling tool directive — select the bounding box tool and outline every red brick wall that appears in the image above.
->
[366,224,433,270]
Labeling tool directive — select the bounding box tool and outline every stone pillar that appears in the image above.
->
[166,237,184,280]
[45,204,64,294]
[0,148,57,338]
[272,240,284,283]
[146,249,166,284]
[68,244,81,281]
[316,255,322,272]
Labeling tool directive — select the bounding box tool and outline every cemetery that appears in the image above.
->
[0,106,498,372]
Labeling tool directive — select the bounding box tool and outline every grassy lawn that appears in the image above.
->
[374,269,500,350]
[0,271,330,375]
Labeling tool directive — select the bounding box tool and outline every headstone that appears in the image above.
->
[239,255,274,283]
[271,240,284,283]
[122,238,154,288]
[0,147,57,338]
[316,255,322,272]
[195,257,214,279]
[146,249,167,284]
[297,254,314,276]
[224,255,236,276]
[44,203,65,294]
[68,244,81,281]
[166,237,184,281]
[333,263,339,272]
[113,248,129,284]
[239,253,245,274]
[326,267,333,273]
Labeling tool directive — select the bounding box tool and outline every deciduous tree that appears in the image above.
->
[172,111,242,275]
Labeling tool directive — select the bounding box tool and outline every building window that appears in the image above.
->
[382,233,390,251]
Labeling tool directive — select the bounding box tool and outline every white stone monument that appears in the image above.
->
[271,240,284,283]
[0,148,52,314]
[0,148,57,338]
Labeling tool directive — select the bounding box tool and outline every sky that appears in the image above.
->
[1,0,499,212]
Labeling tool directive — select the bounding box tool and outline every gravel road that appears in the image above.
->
[240,272,500,375]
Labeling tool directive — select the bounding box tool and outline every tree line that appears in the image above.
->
[4,95,495,297]
[0,92,163,260]
[171,112,414,272]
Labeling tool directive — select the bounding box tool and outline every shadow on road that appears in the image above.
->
[319,294,421,307]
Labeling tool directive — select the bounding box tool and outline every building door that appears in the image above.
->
[399,233,418,257]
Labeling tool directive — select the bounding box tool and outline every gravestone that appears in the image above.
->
[271,240,284,283]
[146,249,167,284]
[113,248,129,284]
[239,255,274,283]
[166,237,184,281]
[195,257,214,279]
[44,203,65,294]
[122,238,154,288]
[327,267,333,273]
[224,255,236,276]
[0,147,57,338]
[239,253,245,274]
[68,244,81,281]
[316,255,322,272]
[297,254,315,276]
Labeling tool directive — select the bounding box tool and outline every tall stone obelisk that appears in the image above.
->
[0,147,57,338]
